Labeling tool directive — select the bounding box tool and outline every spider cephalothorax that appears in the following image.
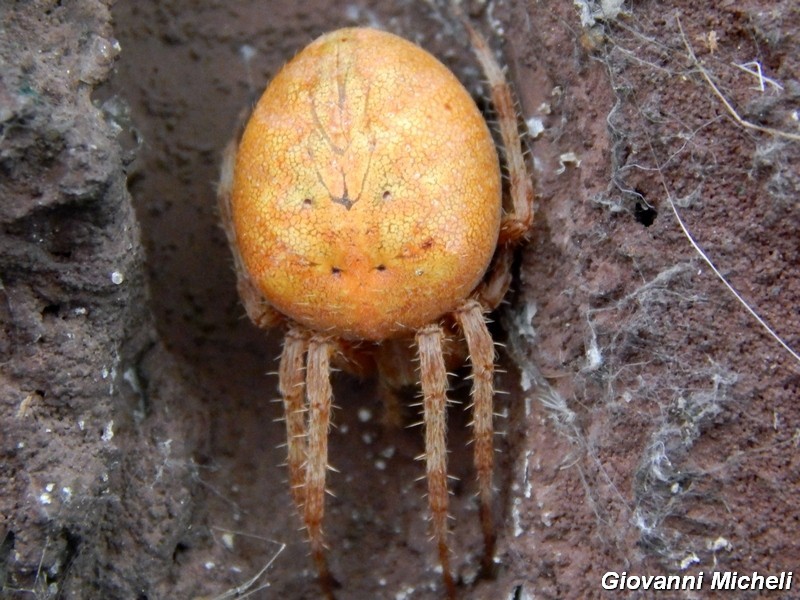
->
[218,25,533,599]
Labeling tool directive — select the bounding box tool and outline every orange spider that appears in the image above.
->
[218,24,533,599]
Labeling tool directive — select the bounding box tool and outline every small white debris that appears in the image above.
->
[221,532,235,551]
[520,370,532,393]
[379,446,395,459]
[101,420,114,442]
[339,423,349,434]
[61,487,73,503]
[374,459,387,471]
[512,498,523,536]
[525,116,545,139]
[707,536,732,552]
[357,407,372,422]
[556,152,581,174]
[204,561,215,570]
[123,367,140,390]
[93,36,118,63]
[600,0,625,19]
[733,60,784,92]
[584,337,602,371]
[110,271,124,285]
[679,553,700,570]
[523,450,533,499]
[395,587,416,600]
[361,432,375,444]
[239,44,256,63]
[575,0,624,26]
[39,483,56,504]
[575,0,595,27]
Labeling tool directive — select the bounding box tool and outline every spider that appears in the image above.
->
[218,23,533,599]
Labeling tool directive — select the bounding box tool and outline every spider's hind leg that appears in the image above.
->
[455,300,497,577]
[278,328,309,513]
[304,336,337,598]
[416,325,457,600]
[277,329,337,598]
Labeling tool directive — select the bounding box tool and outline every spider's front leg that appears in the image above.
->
[465,24,535,313]
[416,325,457,600]
[466,23,535,247]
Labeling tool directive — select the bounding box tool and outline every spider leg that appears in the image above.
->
[454,300,496,576]
[466,22,535,247]
[305,336,337,598]
[416,325,457,600]
[376,339,420,427]
[473,245,514,311]
[278,327,308,511]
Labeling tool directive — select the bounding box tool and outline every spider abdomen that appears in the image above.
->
[232,28,501,340]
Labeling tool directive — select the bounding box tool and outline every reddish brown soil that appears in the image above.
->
[2,1,798,599]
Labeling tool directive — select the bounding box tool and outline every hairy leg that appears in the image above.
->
[278,327,308,511]
[416,325,456,599]
[305,336,336,598]
[454,300,497,576]
[466,23,535,247]
[473,245,514,311]
[375,338,418,426]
